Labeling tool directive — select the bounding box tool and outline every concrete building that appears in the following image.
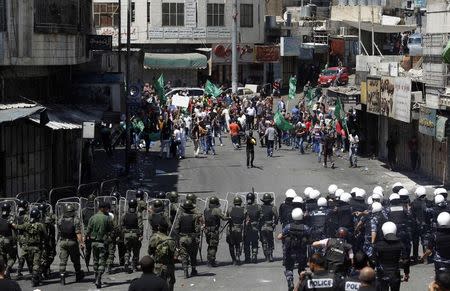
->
[93,0,266,85]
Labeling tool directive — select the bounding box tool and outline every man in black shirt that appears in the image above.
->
[297,253,339,291]
[128,256,168,291]
[246,131,257,168]
[0,258,21,291]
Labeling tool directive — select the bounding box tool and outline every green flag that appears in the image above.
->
[154,74,165,102]
[274,111,293,131]
[334,97,348,133]
[288,76,297,100]
[204,80,222,98]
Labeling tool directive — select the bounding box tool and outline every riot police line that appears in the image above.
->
[1,182,450,290]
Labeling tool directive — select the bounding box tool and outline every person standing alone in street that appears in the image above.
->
[265,122,276,157]
[246,131,257,168]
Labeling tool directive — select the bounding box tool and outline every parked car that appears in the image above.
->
[164,87,205,99]
[224,87,257,99]
[317,67,349,87]
[407,33,423,56]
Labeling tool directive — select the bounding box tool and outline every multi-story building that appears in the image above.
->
[93,0,266,85]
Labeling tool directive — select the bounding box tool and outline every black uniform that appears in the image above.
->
[324,238,353,275]
[387,200,413,257]
[410,196,431,260]
[226,206,245,263]
[279,198,295,228]
[428,227,450,273]
[373,235,410,291]
[306,206,329,242]
[299,270,339,291]
[244,203,261,262]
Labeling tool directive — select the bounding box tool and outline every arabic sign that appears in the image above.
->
[380,77,394,117]
[255,45,280,63]
[96,26,138,46]
[366,77,381,115]
[419,106,437,136]
[185,1,197,28]
[393,77,411,123]
[211,43,254,64]
[87,35,112,51]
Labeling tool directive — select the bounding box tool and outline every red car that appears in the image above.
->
[317,67,349,87]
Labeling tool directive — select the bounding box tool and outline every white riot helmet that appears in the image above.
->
[285,189,297,199]
[304,187,313,198]
[382,221,397,236]
[398,188,409,197]
[392,182,403,189]
[372,192,383,202]
[373,186,384,195]
[350,187,360,195]
[317,197,327,207]
[293,196,304,204]
[109,212,115,220]
[291,208,304,221]
[371,202,383,213]
[367,196,374,206]
[415,186,426,198]
[335,189,344,198]
[434,188,447,196]
[437,212,450,228]
[328,184,338,195]
[340,193,352,203]
[389,193,400,201]
[355,188,366,198]
[309,190,321,200]
[435,194,446,205]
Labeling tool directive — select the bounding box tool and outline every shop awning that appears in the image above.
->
[144,53,208,69]
[0,103,45,123]
[343,21,416,33]
[28,105,105,130]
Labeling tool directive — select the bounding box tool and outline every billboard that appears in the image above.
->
[419,106,437,136]
[380,77,394,117]
[393,77,412,123]
[211,44,254,64]
[366,77,381,115]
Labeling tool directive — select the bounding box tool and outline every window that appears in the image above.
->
[162,3,184,26]
[35,0,79,33]
[94,3,120,28]
[240,4,253,28]
[0,0,6,31]
[147,2,151,23]
[131,2,135,22]
[207,3,224,27]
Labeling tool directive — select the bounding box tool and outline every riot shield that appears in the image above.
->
[118,197,127,223]
[16,189,48,204]
[225,192,248,207]
[80,197,95,231]
[256,192,277,206]
[205,197,228,215]
[0,198,18,219]
[168,206,181,238]
[29,202,53,221]
[147,198,171,214]
[125,190,149,202]
[196,198,207,212]
[77,182,100,199]
[100,179,120,196]
[178,194,187,204]
[49,186,77,207]
[55,198,82,240]
[94,196,119,216]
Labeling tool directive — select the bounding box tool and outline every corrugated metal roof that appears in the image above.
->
[28,105,105,130]
[0,103,45,123]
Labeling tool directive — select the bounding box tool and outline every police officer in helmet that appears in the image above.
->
[259,193,278,262]
[203,196,229,267]
[0,202,16,279]
[422,212,450,274]
[226,196,246,265]
[244,192,261,264]
[121,199,143,273]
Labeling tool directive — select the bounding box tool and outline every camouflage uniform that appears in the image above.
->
[174,203,202,278]
[121,208,143,271]
[81,205,95,267]
[149,230,177,291]
[57,213,83,280]
[0,213,17,278]
[15,217,48,286]
[244,202,261,262]
[86,210,113,287]
[259,204,278,262]
[148,208,171,234]
[204,205,228,265]
[16,212,30,278]
[41,211,56,276]
[106,215,120,272]
[226,205,246,264]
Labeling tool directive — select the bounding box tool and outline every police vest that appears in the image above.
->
[204,208,220,228]
[179,213,196,234]
[230,207,245,226]
[151,212,165,231]
[325,238,348,271]
[123,212,139,230]
[350,198,366,212]
[279,202,295,225]
[59,217,77,240]
[308,209,327,229]
[343,276,361,291]
[435,229,450,260]
[337,205,353,229]
[0,217,12,237]
[306,199,318,212]
[411,198,427,224]
[246,204,260,223]
[261,205,274,223]
[287,222,308,249]
[304,272,335,290]
[388,205,407,227]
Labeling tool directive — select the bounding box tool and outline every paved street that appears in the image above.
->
[18,137,435,291]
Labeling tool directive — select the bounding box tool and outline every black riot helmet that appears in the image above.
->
[37,203,47,214]
[233,196,243,206]
[246,192,255,204]
[153,199,164,209]
[261,193,274,204]
[18,200,28,209]
[186,193,197,203]
[111,192,121,200]
[181,200,195,211]
[157,191,167,200]
[30,208,41,220]
[136,190,144,200]
[64,204,76,217]
[209,196,220,207]
[128,199,138,210]
[167,191,179,203]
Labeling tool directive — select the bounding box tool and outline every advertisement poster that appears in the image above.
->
[211,44,254,64]
[419,106,437,136]
[255,45,280,63]
[380,77,394,117]
[360,81,367,105]
[393,77,412,123]
[366,77,381,115]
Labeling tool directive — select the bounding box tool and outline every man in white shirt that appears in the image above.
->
[349,129,359,168]
[173,125,186,159]
[264,123,276,157]
[246,105,256,130]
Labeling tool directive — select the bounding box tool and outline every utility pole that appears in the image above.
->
[358,4,361,55]
[371,6,374,56]
[118,0,122,72]
[231,0,238,94]
[125,0,131,174]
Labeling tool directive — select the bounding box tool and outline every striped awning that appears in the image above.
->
[144,53,208,70]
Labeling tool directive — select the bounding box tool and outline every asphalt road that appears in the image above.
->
[17,136,435,291]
